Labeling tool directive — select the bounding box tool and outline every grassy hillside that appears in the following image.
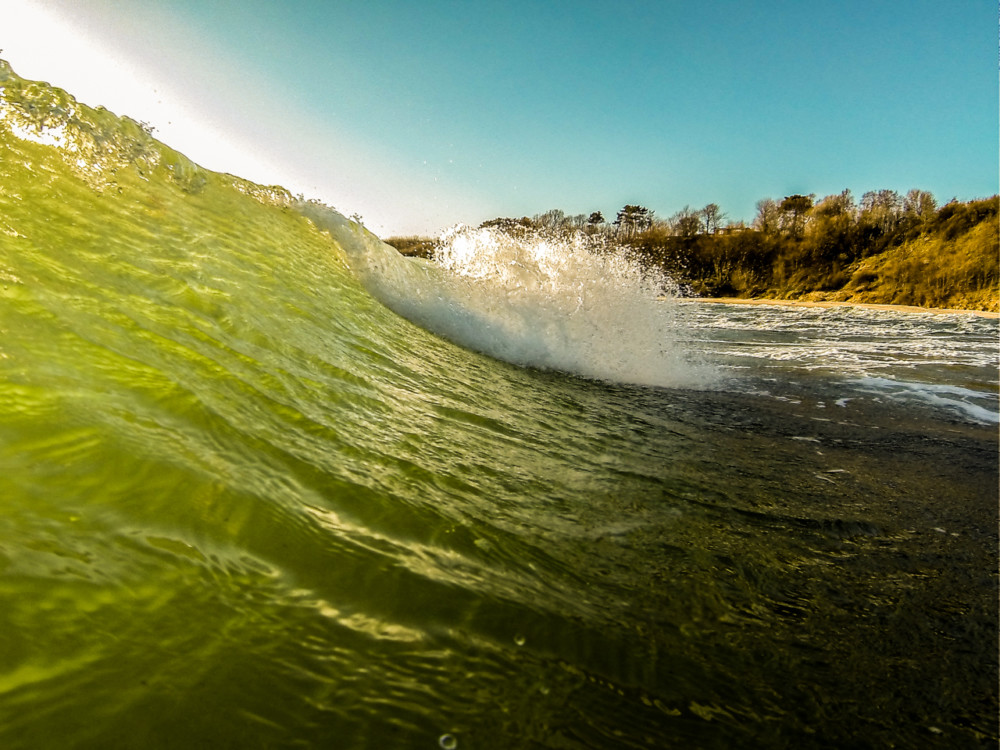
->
[833,218,998,310]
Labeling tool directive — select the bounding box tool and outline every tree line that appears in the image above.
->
[386,189,998,310]
[387,189,997,310]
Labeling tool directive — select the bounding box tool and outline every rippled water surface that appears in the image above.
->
[1,67,997,749]
[675,300,999,424]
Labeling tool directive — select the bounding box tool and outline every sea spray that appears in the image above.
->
[302,209,714,389]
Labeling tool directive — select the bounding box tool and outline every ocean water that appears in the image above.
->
[1,62,997,749]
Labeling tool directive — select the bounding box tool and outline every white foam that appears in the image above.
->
[851,376,1000,424]
[675,301,999,375]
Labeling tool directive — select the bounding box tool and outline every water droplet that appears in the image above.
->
[514,634,526,647]
[438,733,458,749]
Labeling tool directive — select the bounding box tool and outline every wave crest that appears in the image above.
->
[328,219,712,389]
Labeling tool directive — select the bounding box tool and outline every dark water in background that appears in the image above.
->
[1,62,997,748]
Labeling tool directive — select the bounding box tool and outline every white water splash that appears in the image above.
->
[412,225,719,388]
[311,214,713,389]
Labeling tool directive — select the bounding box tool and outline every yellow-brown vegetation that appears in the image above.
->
[386,193,999,312]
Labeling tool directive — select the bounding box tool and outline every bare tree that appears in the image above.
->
[753,198,781,235]
[860,190,903,235]
[903,189,936,222]
[669,206,701,238]
[533,209,566,230]
[700,203,726,234]
[812,190,856,219]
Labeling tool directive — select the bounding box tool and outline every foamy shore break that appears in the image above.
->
[686,296,999,319]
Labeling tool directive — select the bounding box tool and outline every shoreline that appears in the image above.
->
[680,296,999,319]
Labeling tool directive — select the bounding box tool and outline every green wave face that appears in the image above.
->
[2,62,704,747]
[1,62,997,749]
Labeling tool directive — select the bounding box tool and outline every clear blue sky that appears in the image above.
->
[5,0,997,236]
